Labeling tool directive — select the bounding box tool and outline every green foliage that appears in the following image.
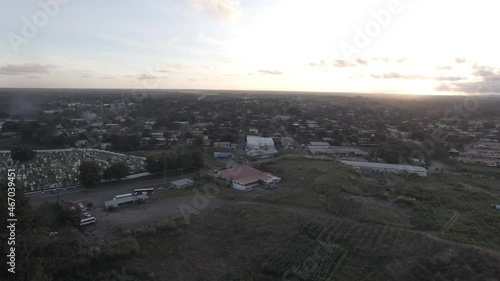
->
[99,238,140,260]
[262,234,346,281]
[34,202,67,228]
[145,150,204,173]
[410,205,443,231]
[103,161,130,181]
[394,195,416,207]
[78,160,102,186]
[10,146,37,162]
[156,219,179,232]
[407,249,500,281]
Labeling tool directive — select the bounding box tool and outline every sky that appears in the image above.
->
[1,0,500,95]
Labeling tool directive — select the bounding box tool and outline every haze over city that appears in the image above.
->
[2,0,500,95]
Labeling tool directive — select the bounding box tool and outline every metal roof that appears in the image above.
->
[171,178,194,187]
[341,160,428,172]
[105,194,148,208]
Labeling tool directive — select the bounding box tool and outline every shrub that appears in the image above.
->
[394,195,416,206]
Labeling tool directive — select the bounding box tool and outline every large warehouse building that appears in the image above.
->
[219,165,281,191]
[341,160,428,177]
[246,136,278,159]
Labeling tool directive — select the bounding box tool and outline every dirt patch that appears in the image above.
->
[83,194,225,240]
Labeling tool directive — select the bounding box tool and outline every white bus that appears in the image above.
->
[114,193,133,199]
[80,217,96,226]
[134,188,154,195]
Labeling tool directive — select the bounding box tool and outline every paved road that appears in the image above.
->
[28,173,196,207]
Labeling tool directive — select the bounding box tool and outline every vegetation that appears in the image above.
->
[145,150,204,173]
[78,160,102,186]
[10,146,37,162]
[102,161,130,181]
[259,156,500,249]
[262,234,346,281]
[0,180,153,281]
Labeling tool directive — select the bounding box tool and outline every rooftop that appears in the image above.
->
[219,165,266,180]
[105,194,148,208]
[341,160,428,172]
[171,178,194,187]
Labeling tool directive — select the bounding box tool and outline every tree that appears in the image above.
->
[10,146,37,162]
[193,136,204,147]
[146,155,162,173]
[192,150,204,168]
[103,162,130,181]
[78,161,102,186]
[1,120,18,132]
[377,148,400,164]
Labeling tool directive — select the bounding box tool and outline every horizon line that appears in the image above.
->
[0,87,491,97]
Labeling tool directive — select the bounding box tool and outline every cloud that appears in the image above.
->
[436,64,500,94]
[356,58,368,65]
[370,72,466,81]
[0,63,56,75]
[100,76,115,79]
[308,59,357,68]
[257,70,283,75]
[75,70,91,78]
[437,65,452,70]
[137,74,160,80]
[370,72,424,80]
[309,60,327,67]
[455,57,466,64]
[333,60,357,67]
[436,81,500,94]
[435,76,467,81]
[188,0,242,24]
[472,64,500,80]
[309,57,404,69]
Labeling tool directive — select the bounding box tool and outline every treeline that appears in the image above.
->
[1,120,78,147]
[146,150,204,173]
[79,161,130,186]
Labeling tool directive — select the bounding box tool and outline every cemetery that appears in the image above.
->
[0,149,146,192]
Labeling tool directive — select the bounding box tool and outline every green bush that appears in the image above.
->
[156,219,178,232]
[394,195,416,207]
[99,238,140,260]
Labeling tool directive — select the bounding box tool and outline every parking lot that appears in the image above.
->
[82,192,225,239]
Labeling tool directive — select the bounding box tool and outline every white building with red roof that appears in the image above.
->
[218,165,281,191]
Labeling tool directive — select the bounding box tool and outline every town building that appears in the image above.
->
[341,160,428,177]
[171,178,195,189]
[281,137,295,148]
[218,165,281,191]
[246,136,278,159]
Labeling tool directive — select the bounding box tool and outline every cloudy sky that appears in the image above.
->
[1,0,500,95]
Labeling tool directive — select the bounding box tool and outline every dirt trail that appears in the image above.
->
[439,210,460,233]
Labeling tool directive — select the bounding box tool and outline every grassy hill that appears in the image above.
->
[15,156,500,280]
